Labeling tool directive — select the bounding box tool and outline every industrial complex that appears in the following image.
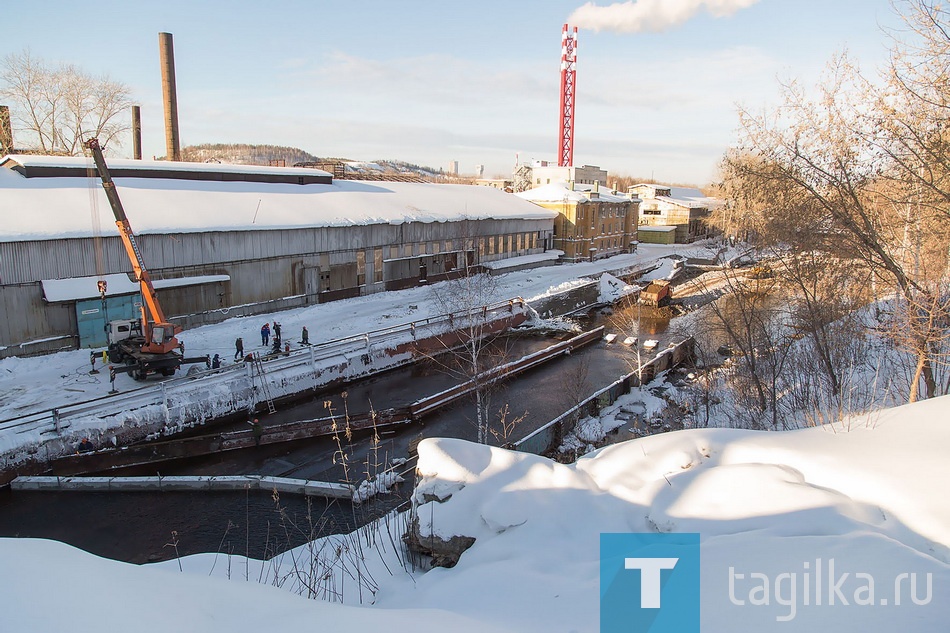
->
[0,26,718,359]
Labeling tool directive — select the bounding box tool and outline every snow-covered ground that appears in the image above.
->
[3,394,947,632]
[2,239,946,631]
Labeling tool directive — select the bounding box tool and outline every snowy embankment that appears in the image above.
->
[0,299,532,471]
[4,395,947,632]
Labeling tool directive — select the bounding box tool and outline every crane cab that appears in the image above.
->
[144,322,181,354]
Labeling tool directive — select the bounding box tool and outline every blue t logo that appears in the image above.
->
[601,533,700,632]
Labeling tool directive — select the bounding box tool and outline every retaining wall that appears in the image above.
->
[514,337,695,456]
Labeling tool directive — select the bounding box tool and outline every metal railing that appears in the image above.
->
[0,297,529,445]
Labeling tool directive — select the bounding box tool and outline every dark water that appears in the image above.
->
[0,483,411,564]
[0,312,677,564]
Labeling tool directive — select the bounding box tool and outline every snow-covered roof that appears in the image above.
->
[636,225,677,232]
[0,163,557,242]
[656,195,707,209]
[633,182,722,210]
[1,154,332,179]
[42,273,231,302]
[516,182,632,204]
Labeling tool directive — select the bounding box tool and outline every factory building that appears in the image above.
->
[517,181,640,263]
[0,154,555,358]
[528,162,608,188]
[629,183,721,243]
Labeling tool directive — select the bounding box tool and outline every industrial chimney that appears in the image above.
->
[0,105,12,155]
[131,105,142,160]
[158,32,181,161]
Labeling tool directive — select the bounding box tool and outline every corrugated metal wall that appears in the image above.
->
[0,218,554,353]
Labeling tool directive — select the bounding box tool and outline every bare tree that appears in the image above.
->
[720,1,950,402]
[427,236,510,444]
[1,50,132,155]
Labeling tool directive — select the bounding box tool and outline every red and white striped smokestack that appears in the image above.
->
[557,24,578,168]
[158,32,181,161]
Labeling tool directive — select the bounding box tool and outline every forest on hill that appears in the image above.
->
[179,143,318,166]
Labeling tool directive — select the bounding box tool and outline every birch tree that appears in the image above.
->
[1,50,132,155]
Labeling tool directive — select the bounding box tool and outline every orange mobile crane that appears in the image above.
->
[85,137,207,379]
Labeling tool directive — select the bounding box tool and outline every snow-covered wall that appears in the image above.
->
[0,299,531,478]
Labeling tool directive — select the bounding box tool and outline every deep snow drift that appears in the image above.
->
[3,395,948,632]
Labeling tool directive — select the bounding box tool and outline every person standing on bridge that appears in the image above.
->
[273,321,282,346]
[301,326,309,345]
[234,337,244,360]
[261,322,270,347]
[249,418,263,446]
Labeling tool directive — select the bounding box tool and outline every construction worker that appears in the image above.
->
[250,418,263,446]
[234,337,244,360]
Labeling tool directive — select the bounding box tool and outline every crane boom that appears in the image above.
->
[84,137,181,355]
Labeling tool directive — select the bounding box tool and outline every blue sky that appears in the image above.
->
[6,0,902,184]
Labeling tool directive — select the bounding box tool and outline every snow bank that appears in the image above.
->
[352,469,405,503]
[0,537,505,633]
[597,271,637,303]
[3,395,949,631]
[402,396,950,630]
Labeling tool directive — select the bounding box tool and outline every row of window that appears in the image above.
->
[576,205,627,219]
[354,232,542,283]
[477,232,538,256]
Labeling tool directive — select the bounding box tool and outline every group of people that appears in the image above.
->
[229,322,311,362]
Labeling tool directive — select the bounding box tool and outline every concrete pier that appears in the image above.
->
[11,474,354,499]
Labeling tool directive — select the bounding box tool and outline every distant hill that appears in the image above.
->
[175,144,466,182]
[179,143,318,166]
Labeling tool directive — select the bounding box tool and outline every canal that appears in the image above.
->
[0,306,675,564]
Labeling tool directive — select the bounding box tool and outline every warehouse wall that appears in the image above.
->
[0,218,554,355]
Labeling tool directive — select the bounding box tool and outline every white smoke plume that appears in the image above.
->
[568,0,760,34]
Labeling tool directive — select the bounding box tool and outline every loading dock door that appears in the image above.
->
[303,266,321,302]
[76,293,142,349]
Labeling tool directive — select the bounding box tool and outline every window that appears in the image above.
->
[374,249,383,283]
[357,251,366,286]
